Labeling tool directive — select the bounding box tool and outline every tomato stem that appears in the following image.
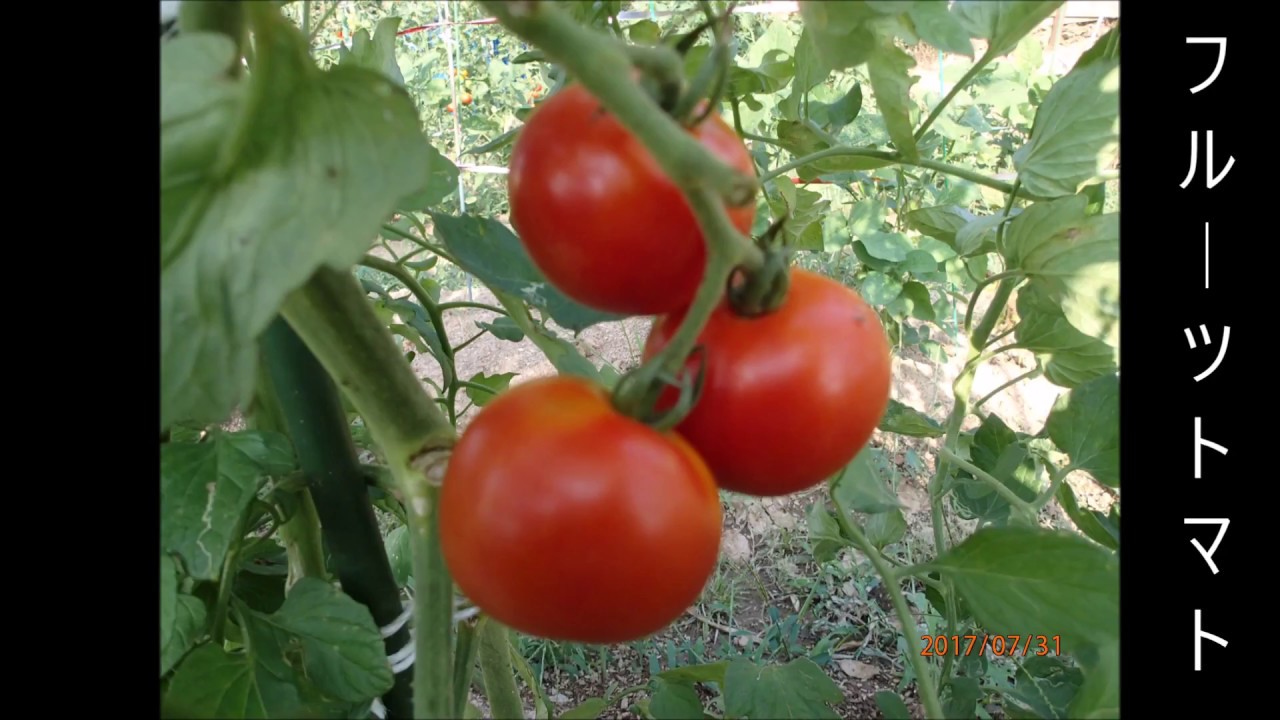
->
[478,0,759,208]
[914,47,997,142]
[280,266,457,719]
[829,488,945,720]
[477,617,525,719]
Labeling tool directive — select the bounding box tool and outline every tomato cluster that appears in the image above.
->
[440,80,891,645]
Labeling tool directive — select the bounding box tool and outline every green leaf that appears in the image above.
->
[797,4,882,74]
[859,272,903,306]
[164,642,304,718]
[1069,641,1119,718]
[162,555,209,677]
[1004,655,1084,719]
[860,231,913,262]
[430,213,625,332]
[250,577,394,703]
[903,252,939,275]
[384,524,412,587]
[806,502,846,564]
[731,49,796,97]
[723,657,844,719]
[1055,482,1119,551]
[161,431,296,580]
[885,280,936,322]
[878,399,944,438]
[833,447,904,515]
[764,184,829,251]
[559,698,607,719]
[658,660,730,685]
[464,127,521,157]
[160,11,441,430]
[953,1,1062,58]
[927,526,1119,652]
[1072,25,1119,73]
[1013,283,1116,388]
[952,414,1041,525]
[905,205,974,247]
[943,676,983,718]
[814,83,863,130]
[340,16,406,88]
[628,19,661,45]
[862,508,907,550]
[867,41,920,161]
[649,677,704,719]
[956,210,1019,256]
[874,691,912,720]
[465,371,517,408]
[476,317,525,343]
[1013,57,1118,198]
[1044,373,1119,488]
[908,2,975,58]
[1004,196,1118,349]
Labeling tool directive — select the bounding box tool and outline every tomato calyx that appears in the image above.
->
[611,346,710,431]
[727,217,793,317]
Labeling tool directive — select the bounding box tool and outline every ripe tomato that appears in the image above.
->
[461,93,473,105]
[508,82,756,316]
[643,268,892,497]
[446,103,455,113]
[439,375,724,644]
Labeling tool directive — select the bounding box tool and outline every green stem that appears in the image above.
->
[831,490,944,720]
[915,49,996,141]
[477,617,525,720]
[360,254,458,390]
[962,271,1022,335]
[760,146,1032,200]
[260,316,416,718]
[278,489,328,588]
[938,446,1037,517]
[973,364,1041,410]
[452,618,482,718]
[1032,464,1070,511]
[477,0,758,208]
[437,301,508,315]
[280,267,456,719]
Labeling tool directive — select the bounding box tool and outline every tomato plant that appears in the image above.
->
[644,268,891,497]
[507,81,757,316]
[439,375,723,644]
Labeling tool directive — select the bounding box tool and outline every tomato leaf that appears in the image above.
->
[926,526,1119,653]
[559,698,607,719]
[1003,196,1119,349]
[1012,283,1117,389]
[833,447,904,515]
[627,19,660,45]
[465,371,517,408]
[862,508,907,550]
[878,399,944,438]
[722,657,844,719]
[797,3,884,74]
[476,317,525,343]
[874,691,912,719]
[806,502,846,564]
[429,213,626,332]
[953,1,1062,59]
[907,2,975,58]
[905,205,973,248]
[952,414,1042,526]
[859,231,913,262]
[384,525,412,587]
[1044,373,1119,488]
[857,272,903,306]
[866,41,919,161]
[1013,56,1118,199]
[1069,641,1120,718]
[160,9,442,431]
[161,556,208,677]
[248,578,394,703]
[649,677,704,719]
[658,660,729,686]
[1004,655,1084,719]
[164,643,304,718]
[340,16,406,88]
[813,82,863,131]
[943,677,983,718]
[161,431,296,580]
[1055,482,1119,551]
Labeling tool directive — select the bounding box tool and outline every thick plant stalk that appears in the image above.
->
[477,617,525,720]
[260,316,416,718]
[281,266,457,719]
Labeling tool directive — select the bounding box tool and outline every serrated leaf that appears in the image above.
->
[953,1,1062,58]
[1004,196,1118,348]
[1013,283,1116,388]
[878,399,944,437]
[649,678,704,719]
[723,657,844,719]
[559,698,607,719]
[867,41,919,161]
[1055,482,1119,551]
[465,371,517,408]
[341,16,405,88]
[162,555,208,677]
[816,83,863,130]
[161,431,295,580]
[1006,655,1084,719]
[806,502,846,564]
[430,213,624,332]
[886,280,936,322]
[906,205,975,247]
[765,185,829,251]
[164,642,304,718]
[908,2,975,57]
[1044,373,1118,488]
[797,4,882,73]
[952,414,1041,525]
[875,691,912,719]
[833,447,903,515]
[476,316,525,342]
[927,526,1119,652]
[658,660,729,685]
[160,10,442,430]
[1013,57,1118,198]
[253,578,394,703]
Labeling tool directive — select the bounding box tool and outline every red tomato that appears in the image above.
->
[507,82,757,316]
[461,93,473,106]
[643,268,892,497]
[439,375,723,644]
